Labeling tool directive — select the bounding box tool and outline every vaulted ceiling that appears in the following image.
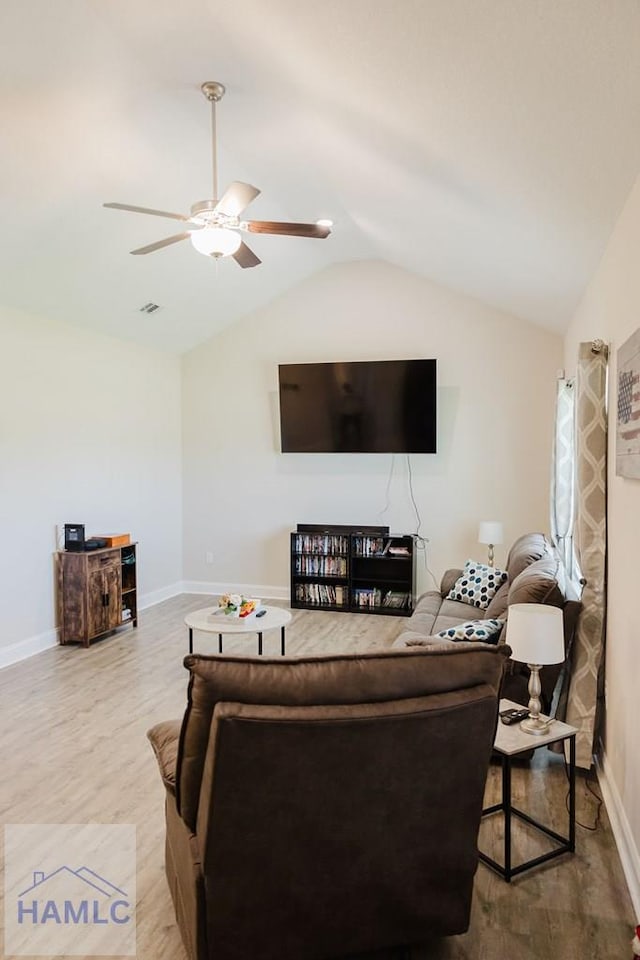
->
[2,0,639,352]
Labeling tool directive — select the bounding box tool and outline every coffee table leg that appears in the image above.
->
[218,634,223,654]
[281,626,286,656]
[188,627,193,654]
[258,632,263,656]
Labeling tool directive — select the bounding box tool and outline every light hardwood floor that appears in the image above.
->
[0,595,634,959]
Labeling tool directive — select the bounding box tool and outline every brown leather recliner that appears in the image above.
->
[148,644,509,960]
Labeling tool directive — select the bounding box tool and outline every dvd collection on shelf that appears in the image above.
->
[354,588,411,609]
[352,536,411,557]
[293,533,350,555]
[382,590,412,609]
[353,587,382,607]
[296,585,412,610]
[294,583,347,606]
[294,555,348,577]
[352,537,386,557]
[291,525,415,617]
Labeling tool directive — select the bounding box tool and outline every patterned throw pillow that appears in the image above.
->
[436,618,504,644]
[446,560,508,610]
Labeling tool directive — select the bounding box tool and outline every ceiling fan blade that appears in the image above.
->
[245,220,331,239]
[104,202,192,222]
[214,181,261,218]
[130,233,191,255]
[232,241,261,269]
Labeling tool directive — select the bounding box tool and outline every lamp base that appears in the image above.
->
[519,715,552,736]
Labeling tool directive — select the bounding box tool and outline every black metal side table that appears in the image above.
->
[479,698,577,882]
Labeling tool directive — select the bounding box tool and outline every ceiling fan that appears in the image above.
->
[104,82,332,268]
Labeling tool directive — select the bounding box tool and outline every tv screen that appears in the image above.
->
[278,359,437,453]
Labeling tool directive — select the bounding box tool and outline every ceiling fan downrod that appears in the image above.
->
[201,82,226,203]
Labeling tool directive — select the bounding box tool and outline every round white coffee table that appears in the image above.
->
[184,605,292,656]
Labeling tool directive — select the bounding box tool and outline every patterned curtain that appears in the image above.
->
[565,341,608,769]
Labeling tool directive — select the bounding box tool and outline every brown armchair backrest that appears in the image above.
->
[175,644,509,958]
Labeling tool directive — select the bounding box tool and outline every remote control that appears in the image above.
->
[499,707,530,725]
[255,609,267,618]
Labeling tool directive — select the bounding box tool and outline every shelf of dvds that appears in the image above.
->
[290,524,415,616]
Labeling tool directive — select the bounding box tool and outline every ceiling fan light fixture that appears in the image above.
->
[316,219,333,227]
[190,226,242,258]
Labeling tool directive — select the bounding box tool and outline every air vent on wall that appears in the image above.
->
[139,302,162,314]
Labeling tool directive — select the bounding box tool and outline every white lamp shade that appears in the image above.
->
[478,520,504,545]
[190,226,242,257]
[506,603,565,665]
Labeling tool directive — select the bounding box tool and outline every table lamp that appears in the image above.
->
[478,520,503,567]
[506,603,565,735]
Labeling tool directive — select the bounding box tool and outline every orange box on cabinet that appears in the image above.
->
[93,533,131,547]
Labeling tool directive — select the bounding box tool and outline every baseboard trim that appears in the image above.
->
[138,581,184,611]
[181,580,289,601]
[0,628,58,670]
[597,745,640,918]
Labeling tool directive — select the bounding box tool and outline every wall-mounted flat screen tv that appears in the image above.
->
[278,359,437,453]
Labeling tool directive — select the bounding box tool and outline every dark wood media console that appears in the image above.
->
[57,543,138,647]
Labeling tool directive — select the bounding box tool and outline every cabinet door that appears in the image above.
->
[104,564,122,630]
[59,553,88,643]
[87,556,122,638]
[88,570,108,639]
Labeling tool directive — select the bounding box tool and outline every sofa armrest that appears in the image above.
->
[392,633,458,650]
[440,568,463,597]
[147,719,182,796]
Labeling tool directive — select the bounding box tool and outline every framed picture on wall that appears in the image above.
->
[616,327,640,478]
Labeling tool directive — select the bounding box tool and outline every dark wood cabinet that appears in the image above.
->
[57,544,138,647]
[291,525,415,616]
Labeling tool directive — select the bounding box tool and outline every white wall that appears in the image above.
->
[181,260,562,596]
[0,304,183,665]
[564,174,640,917]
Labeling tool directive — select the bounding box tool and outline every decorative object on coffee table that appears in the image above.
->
[478,520,503,567]
[506,603,565,735]
[217,593,259,618]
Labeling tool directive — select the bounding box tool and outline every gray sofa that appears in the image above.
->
[393,532,581,712]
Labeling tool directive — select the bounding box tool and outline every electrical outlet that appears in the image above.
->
[205,551,213,564]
